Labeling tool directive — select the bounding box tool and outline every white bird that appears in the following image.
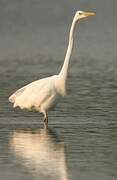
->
[9,11,95,127]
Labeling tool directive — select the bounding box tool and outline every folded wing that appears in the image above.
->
[9,76,56,110]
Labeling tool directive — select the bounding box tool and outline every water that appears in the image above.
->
[0,55,117,180]
[0,0,117,180]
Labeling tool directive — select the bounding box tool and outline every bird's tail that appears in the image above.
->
[9,94,16,103]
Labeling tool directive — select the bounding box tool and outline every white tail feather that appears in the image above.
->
[9,85,27,103]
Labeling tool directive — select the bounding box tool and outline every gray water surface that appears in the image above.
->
[0,0,117,180]
[0,55,117,180]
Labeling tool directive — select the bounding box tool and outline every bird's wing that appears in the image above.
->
[9,77,50,103]
[17,77,54,105]
[9,76,57,109]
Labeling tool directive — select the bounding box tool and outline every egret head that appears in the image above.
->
[75,11,95,21]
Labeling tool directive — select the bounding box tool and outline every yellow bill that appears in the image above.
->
[83,12,96,17]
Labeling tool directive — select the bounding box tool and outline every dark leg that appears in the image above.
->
[43,112,48,128]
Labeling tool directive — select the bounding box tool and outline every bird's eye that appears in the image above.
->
[79,12,82,15]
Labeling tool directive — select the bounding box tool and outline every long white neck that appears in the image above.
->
[59,15,78,81]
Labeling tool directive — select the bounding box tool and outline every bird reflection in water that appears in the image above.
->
[10,128,69,180]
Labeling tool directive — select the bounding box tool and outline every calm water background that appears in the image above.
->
[0,0,117,180]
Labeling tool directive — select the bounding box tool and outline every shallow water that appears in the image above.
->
[0,55,117,180]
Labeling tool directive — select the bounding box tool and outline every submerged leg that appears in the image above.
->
[43,112,48,128]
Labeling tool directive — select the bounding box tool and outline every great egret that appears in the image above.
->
[9,11,95,127]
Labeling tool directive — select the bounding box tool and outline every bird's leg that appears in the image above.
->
[43,112,48,128]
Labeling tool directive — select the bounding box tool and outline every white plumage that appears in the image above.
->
[9,75,65,111]
[9,11,95,126]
